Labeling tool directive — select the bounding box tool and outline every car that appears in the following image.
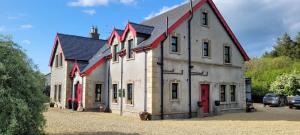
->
[263,93,286,107]
[289,95,300,109]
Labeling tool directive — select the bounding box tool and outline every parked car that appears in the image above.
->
[289,95,300,109]
[263,93,286,107]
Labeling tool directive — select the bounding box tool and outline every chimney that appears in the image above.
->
[90,26,100,40]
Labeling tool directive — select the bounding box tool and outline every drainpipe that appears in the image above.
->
[144,51,148,112]
[120,55,124,116]
[159,17,169,120]
[188,0,194,118]
[106,60,111,111]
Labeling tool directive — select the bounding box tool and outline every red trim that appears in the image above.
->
[121,23,137,41]
[134,0,250,61]
[70,62,80,78]
[107,23,137,45]
[48,33,67,66]
[207,0,250,61]
[82,57,107,76]
[108,29,122,45]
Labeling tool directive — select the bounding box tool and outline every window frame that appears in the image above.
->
[112,84,118,103]
[230,85,236,102]
[171,83,179,100]
[171,36,179,53]
[58,84,62,102]
[127,39,134,59]
[127,83,134,105]
[55,54,59,67]
[59,53,63,67]
[202,11,209,26]
[54,85,57,101]
[224,46,231,64]
[202,40,211,58]
[220,85,226,102]
[113,44,119,62]
[95,84,102,102]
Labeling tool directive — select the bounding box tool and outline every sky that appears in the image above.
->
[1,0,300,74]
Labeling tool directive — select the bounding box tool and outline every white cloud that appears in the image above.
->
[20,24,33,29]
[212,0,300,57]
[120,0,135,5]
[0,26,5,32]
[22,40,31,45]
[82,9,97,15]
[68,0,109,7]
[144,1,187,20]
[68,0,136,7]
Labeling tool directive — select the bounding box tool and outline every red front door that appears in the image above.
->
[201,84,209,113]
[77,84,82,103]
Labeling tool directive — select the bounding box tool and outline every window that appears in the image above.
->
[127,83,133,104]
[113,44,118,62]
[58,84,62,102]
[128,39,134,59]
[202,12,208,26]
[230,85,236,102]
[171,36,178,52]
[54,85,57,101]
[95,84,102,102]
[224,46,231,63]
[55,54,59,67]
[203,41,210,57]
[220,85,226,102]
[171,83,179,100]
[112,84,118,103]
[59,53,63,66]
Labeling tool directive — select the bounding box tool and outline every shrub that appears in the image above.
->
[270,73,300,96]
[0,36,46,135]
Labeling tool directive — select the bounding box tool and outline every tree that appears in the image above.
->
[263,32,300,59]
[0,35,46,135]
[270,73,300,96]
[245,56,300,96]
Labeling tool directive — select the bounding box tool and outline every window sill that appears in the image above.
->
[170,99,180,102]
[202,56,211,59]
[201,24,209,28]
[126,57,135,61]
[112,61,119,64]
[169,52,181,55]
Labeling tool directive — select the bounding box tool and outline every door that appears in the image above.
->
[201,84,209,113]
[77,84,82,103]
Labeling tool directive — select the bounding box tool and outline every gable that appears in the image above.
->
[133,0,249,61]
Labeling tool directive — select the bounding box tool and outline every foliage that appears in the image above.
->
[245,57,300,96]
[0,35,46,135]
[270,73,300,96]
[263,32,300,59]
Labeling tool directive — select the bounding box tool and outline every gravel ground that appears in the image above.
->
[45,104,300,135]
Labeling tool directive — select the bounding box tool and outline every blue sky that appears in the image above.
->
[1,0,300,74]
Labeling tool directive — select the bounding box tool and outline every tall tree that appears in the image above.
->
[294,32,300,59]
[273,33,295,58]
[0,35,46,135]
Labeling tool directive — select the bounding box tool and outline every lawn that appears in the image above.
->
[44,104,300,135]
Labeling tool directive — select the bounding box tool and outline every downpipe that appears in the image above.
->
[188,0,194,118]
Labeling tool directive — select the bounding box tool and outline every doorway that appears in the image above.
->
[200,84,209,113]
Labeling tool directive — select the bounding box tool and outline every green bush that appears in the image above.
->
[0,36,46,135]
[270,73,300,96]
[245,57,300,96]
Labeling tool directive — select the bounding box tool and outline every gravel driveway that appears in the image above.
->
[45,104,300,135]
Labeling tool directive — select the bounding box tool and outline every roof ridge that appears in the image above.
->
[142,1,189,23]
[129,22,154,28]
[57,33,107,41]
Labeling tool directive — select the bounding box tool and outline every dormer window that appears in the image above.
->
[171,36,178,53]
[113,44,118,62]
[128,39,134,59]
[202,11,208,26]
